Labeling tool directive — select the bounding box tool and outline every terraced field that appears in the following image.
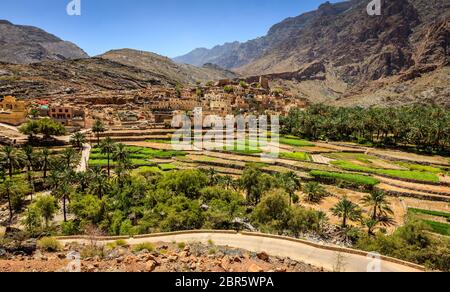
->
[87,128,450,237]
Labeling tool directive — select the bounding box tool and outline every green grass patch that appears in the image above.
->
[331,161,440,183]
[310,170,380,187]
[158,163,178,171]
[279,137,315,147]
[423,220,450,236]
[280,152,310,161]
[409,208,450,222]
[395,162,443,174]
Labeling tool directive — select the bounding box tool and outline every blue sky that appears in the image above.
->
[0,0,339,58]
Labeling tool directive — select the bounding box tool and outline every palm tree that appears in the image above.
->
[41,148,51,181]
[303,182,326,203]
[331,197,362,228]
[361,190,393,221]
[89,167,109,198]
[362,218,380,236]
[22,145,35,201]
[92,119,105,146]
[0,145,25,178]
[279,171,301,205]
[0,179,27,225]
[99,137,115,177]
[70,132,86,151]
[53,180,72,222]
[61,147,79,170]
[112,143,131,168]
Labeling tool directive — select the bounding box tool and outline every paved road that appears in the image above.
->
[58,232,422,272]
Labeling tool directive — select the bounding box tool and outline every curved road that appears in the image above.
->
[58,232,422,272]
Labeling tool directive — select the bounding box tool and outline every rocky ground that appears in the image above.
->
[0,240,323,273]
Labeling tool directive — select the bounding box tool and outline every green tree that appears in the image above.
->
[41,148,51,181]
[22,205,43,235]
[34,195,57,228]
[331,197,362,228]
[361,190,393,221]
[99,137,116,177]
[61,147,79,169]
[303,182,326,203]
[36,118,66,139]
[22,145,36,200]
[0,179,28,225]
[70,131,86,151]
[239,165,265,205]
[0,145,25,178]
[278,171,301,205]
[92,119,105,146]
[252,189,291,234]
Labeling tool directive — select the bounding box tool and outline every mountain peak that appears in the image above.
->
[0,19,88,64]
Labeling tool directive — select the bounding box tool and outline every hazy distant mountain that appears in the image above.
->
[100,49,238,85]
[0,20,89,64]
[174,0,450,107]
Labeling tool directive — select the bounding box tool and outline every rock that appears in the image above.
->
[145,260,157,272]
[257,252,270,262]
[168,255,178,262]
[248,264,264,273]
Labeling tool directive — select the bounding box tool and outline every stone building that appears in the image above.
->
[0,96,28,126]
[49,105,86,128]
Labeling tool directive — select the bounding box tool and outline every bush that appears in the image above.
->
[177,242,186,249]
[132,242,155,253]
[61,220,80,236]
[37,237,61,252]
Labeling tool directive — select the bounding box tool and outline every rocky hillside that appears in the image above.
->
[0,20,88,64]
[100,49,238,85]
[0,57,178,99]
[175,0,449,107]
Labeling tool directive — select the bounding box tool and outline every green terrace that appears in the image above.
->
[310,170,380,187]
[279,152,310,161]
[89,146,186,168]
[331,161,440,183]
[409,208,450,223]
[279,136,315,147]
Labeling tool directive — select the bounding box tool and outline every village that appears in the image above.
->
[0,77,308,139]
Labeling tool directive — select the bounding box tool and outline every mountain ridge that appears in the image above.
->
[0,19,89,64]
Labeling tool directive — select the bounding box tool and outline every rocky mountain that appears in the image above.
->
[0,20,89,64]
[175,0,450,107]
[100,49,238,85]
[0,57,178,99]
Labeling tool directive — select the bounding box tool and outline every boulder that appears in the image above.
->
[248,264,264,273]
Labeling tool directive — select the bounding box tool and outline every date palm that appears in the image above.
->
[70,132,86,151]
[0,145,25,178]
[279,171,301,205]
[361,190,393,221]
[303,182,326,203]
[92,119,105,146]
[41,148,51,181]
[0,179,17,224]
[112,143,131,168]
[22,145,35,201]
[99,137,115,177]
[331,197,362,228]
[61,147,79,170]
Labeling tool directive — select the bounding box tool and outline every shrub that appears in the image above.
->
[177,242,186,249]
[132,242,155,253]
[61,220,80,236]
[37,237,61,252]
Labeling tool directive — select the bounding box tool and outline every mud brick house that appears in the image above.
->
[0,96,28,126]
[49,105,86,129]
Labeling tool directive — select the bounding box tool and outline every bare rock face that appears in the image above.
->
[0,20,89,64]
[174,0,450,107]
